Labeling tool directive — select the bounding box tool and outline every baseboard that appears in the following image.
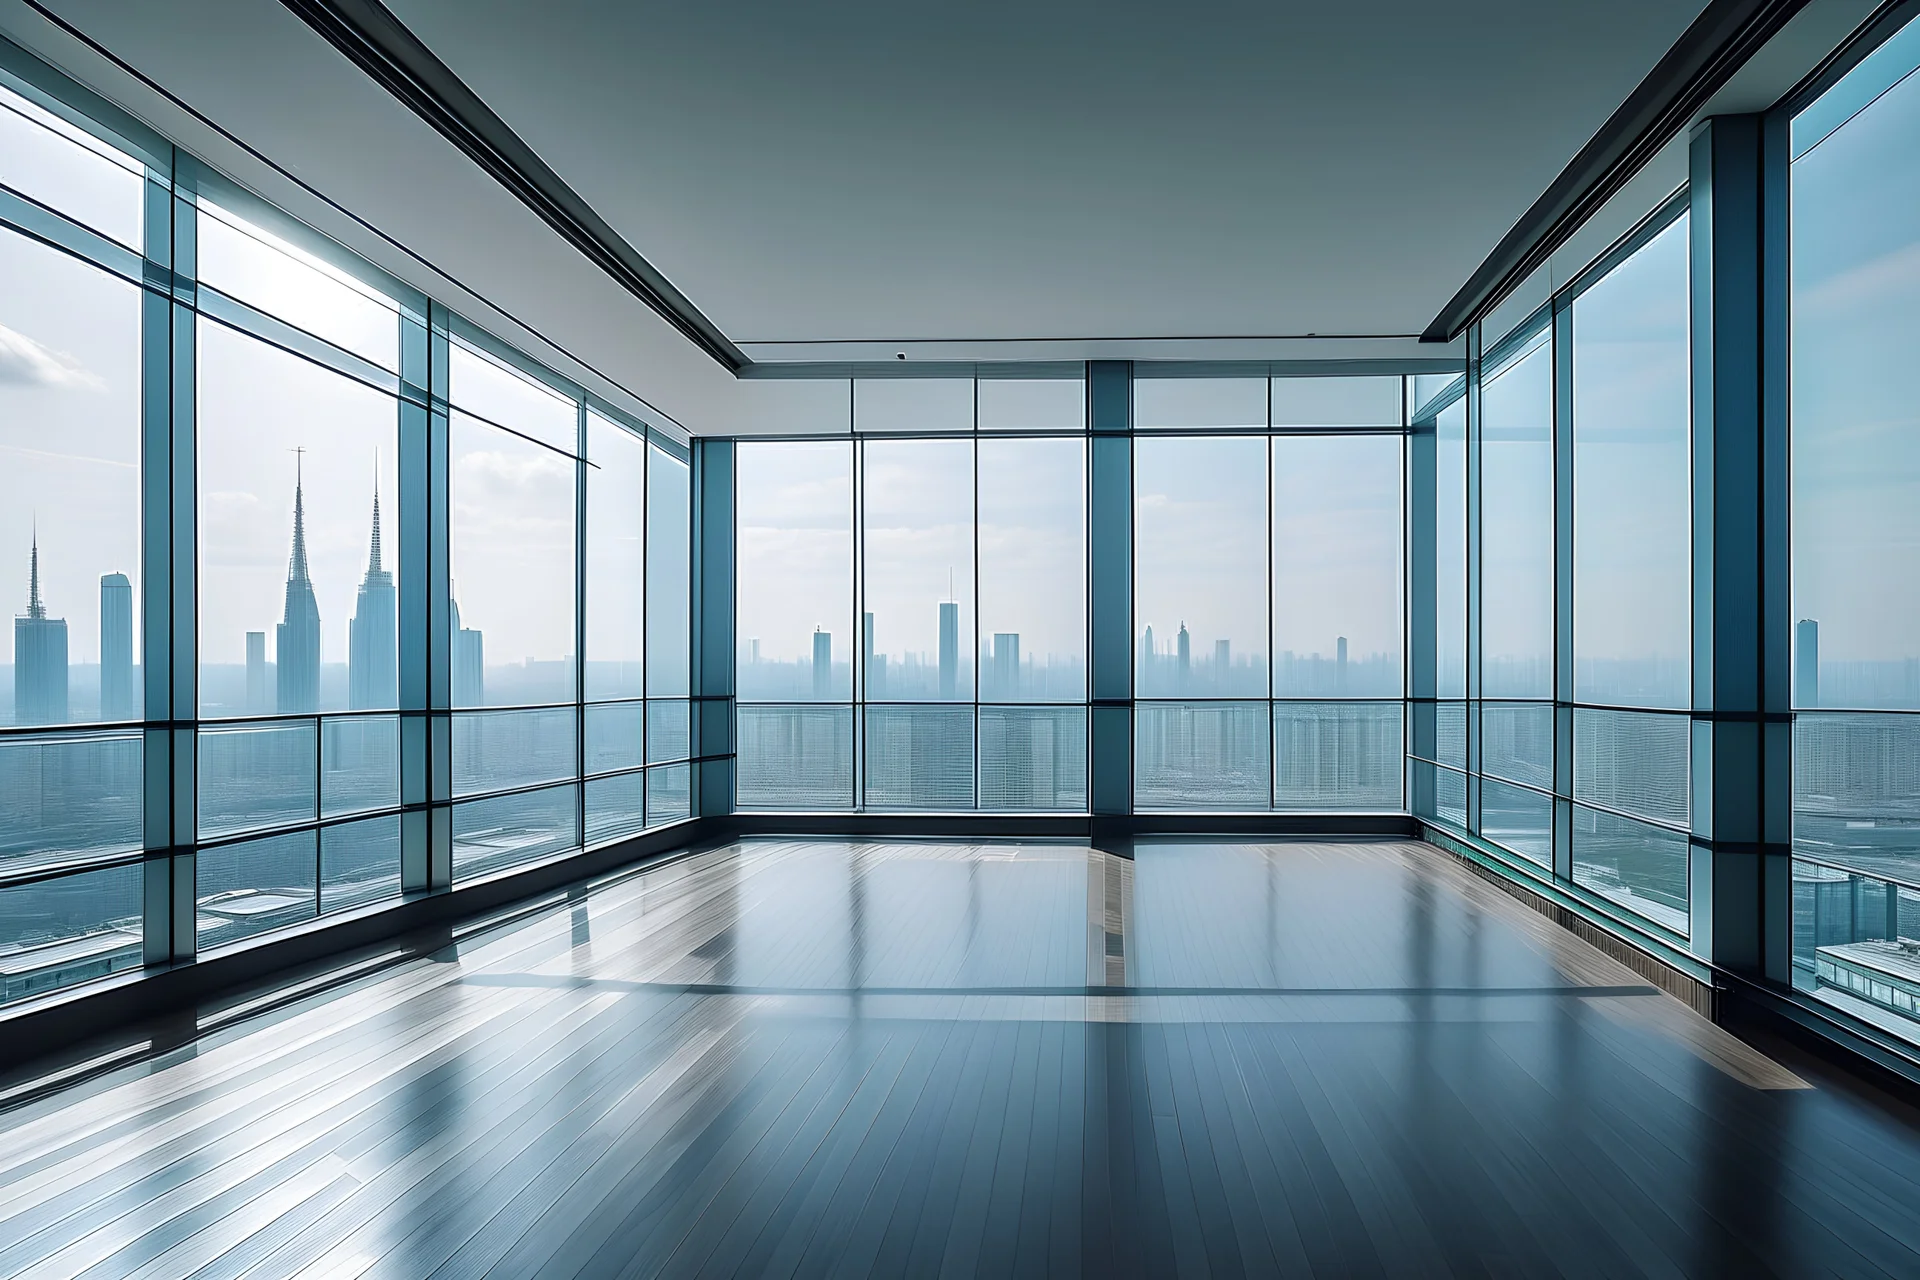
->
[1419,822,1717,1018]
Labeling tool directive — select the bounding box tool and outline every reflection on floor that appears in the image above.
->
[3,838,1919,1277]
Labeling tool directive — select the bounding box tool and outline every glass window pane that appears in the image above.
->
[1792,45,1920,711]
[647,446,690,698]
[1482,702,1553,790]
[978,438,1085,701]
[584,414,644,701]
[1572,805,1689,934]
[1482,779,1553,867]
[449,342,577,452]
[584,701,644,775]
[647,700,690,764]
[854,378,972,433]
[978,706,1086,812]
[197,829,317,949]
[450,411,575,707]
[735,705,853,809]
[1135,701,1270,811]
[1574,709,1689,827]
[1133,377,1266,430]
[1274,701,1403,811]
[1572,215,1691,708]
[452,707,577,798]
[198,721,318,839]
[1135,436,1268,697]
[198,203,400,369]
[453,783,578,881]
[586,771,645,845]
[1272,434,1402,697]
[647,764,692,826]
[1435,399,1467,697]
[2,230,143,727]
[320,714,398,817]
[862,439,974,700]
[1794,712,1920,879]
[198,322,398,716]
[1434,765,1467,829]
[1481,338,1553,699]
[321,813,400,914]
[977,378,1083,431]
[1412,372,1464,422]
[0,84,144,247]
[0,861,142,1005]
[865,705,974,810]
[1436,701,1467,771]
[736,442,852,701]
[1270,376,1401,428]
[0,730,141,874]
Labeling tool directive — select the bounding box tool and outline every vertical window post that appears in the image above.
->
[693,438,736,816]
[1087,361,1132,826]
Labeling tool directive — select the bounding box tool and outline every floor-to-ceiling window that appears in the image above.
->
[0,77,148,999]
[1789,14,1920,1039]
[1133,374,1406,813]
[733,374,1088,812]
[1569,212,1692,935]
[195,206,405,943]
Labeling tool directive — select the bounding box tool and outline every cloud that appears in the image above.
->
[0,323,104,390]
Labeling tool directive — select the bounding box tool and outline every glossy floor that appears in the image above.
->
[2,838,1919,1278]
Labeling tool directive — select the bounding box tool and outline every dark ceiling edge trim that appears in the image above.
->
[278,0,746,373]
[1422,0,1810,343]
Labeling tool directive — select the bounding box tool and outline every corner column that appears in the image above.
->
[1688,113,1790,974]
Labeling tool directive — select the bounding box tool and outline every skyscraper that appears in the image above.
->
[938,600,958,699]
[245,631,268,713]
[99,572,133,721]
[1176,622,1191,689]
[812,628,831,698]
[863,611,883,698]
[450,593,485,706]
[1796,618,1820,708]
[1213,638,1230,690]
[1336,635,1349,695]
[14,532,68,726]
[275,457,322,714]
[993,632,1020,700]
[348,484,397,709]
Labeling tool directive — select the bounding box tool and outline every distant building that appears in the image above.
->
[812,628,831,698]
[1796,618,1819,708]
[1176,623,1191,688]
[863,612,882,698]
[347,485,397,709]
[992,633,1021,701]
[1336,635,1349,694]
[1213,638,1230,687]
[938,601,959,699]
[14,532,68,726]
[245,632,268,713]
[450,594,485,706]
[275,458,321,714]
[99,572,133,721]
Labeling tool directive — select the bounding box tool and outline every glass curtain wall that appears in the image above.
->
[733,376,1089,811]
[1135,376,1406,812]
[1788,17,1920,1041]
[1412,200,1693,940]
[0,61,692,1006]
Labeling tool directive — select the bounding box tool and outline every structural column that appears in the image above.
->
[1688,113,1790,975]
[1087,361,1132,825]
[692,438,736,816]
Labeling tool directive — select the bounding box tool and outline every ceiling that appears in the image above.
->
[378,0,1712,348]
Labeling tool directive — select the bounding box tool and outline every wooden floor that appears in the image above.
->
[3,837,1919,1278]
